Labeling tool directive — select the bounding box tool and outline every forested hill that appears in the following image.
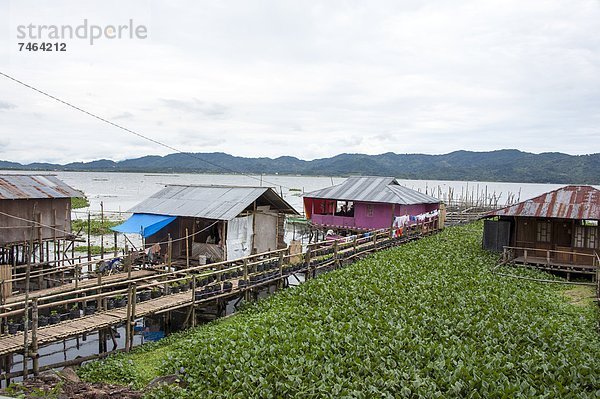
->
[1,149,599,184]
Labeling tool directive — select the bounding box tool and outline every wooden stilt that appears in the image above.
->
[185,228,190,269]
[191,275,196,328]
[125,284,132,352]
[31,298,39,377]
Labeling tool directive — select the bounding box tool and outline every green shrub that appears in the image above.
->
[71,197,90,209]
[72,219,123,235]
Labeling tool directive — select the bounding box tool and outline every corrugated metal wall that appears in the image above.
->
[483,219,511,252]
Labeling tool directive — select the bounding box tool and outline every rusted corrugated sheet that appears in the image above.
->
[0,175,82,200]
[487,185,600,220]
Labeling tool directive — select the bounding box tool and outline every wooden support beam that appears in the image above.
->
[125,283,132,352]
[31,298,39,377]
[185,228,190,269]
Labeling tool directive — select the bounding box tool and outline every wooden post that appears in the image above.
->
[243,258,249,301]
[191,275,196,328]
[37,213,43,289]
[52,209,57,262]
[167,234,172,268]
[596,260,600,306]
[114,232,118,257]
[37,213,43,263]
[87,212,91,262]
[100,202,105,259]
[23,220,34,380]
[278,251,284,289]
[305,245,312,280]
[75,265,80,289]
[333,241,339,269]
[126,251,132,280]
[31,298,39,377]
[125,284,132,352]
[130,284,137,350]
[185,228,190,269]
[251,201,257,255]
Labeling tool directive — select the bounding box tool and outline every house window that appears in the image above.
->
[574,225,585,248]
[366,204,374,217]
[575,224,598,249]
[586,226,597,249]
[536,221,551,243]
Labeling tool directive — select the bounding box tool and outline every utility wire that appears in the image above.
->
[0,71,293,191]
[0,210,219,247]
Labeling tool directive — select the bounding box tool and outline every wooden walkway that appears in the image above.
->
[0,274,288,357]
[0,227,437,379]
[0,290,196,356]
[4,269,158,305]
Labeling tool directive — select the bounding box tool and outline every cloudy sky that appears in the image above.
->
[0,0,599,164]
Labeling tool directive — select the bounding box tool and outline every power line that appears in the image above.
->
[0,71,292,191]
[0,210,218,247]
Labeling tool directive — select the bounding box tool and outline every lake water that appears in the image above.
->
[1,170,588,216]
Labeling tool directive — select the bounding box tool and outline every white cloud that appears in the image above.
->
[0,0,599,164]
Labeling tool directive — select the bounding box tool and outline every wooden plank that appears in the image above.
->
[5,269,157,304]
[0,265,12,300]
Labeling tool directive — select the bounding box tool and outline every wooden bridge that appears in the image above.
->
[0,221,438,382]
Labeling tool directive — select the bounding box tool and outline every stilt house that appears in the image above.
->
[0,175,82,265]
[113,184,298,263]
[482,185,600,275]
[303,176,441,231]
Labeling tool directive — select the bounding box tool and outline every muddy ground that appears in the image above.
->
[0,368,143,399]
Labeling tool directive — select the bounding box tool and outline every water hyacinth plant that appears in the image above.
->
[79,223,600,398]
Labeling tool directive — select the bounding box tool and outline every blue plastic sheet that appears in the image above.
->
[111,213,176,237]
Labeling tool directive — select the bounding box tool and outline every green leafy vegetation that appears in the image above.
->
[71,218,123,235]
[73,245,123,255]
[71,196,90,209]
[79,223,600,398]
[3,380,64,398]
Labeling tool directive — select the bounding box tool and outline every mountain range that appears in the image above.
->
[1,149,598,184]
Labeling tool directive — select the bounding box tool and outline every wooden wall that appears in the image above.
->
[0,198,71,246]
[512,216,598,264]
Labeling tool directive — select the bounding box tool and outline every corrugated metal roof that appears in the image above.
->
[0,175,82,200]
[129,184,298,221]
[487,185,600,220]
[303,176,440,205]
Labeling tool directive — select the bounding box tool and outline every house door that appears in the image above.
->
[553,220,573,263]
[552,221,572,247]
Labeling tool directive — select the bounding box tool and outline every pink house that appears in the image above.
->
[303,176,440,230]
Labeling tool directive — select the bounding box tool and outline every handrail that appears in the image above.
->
[0,224,435,325]
[502,246,597,258]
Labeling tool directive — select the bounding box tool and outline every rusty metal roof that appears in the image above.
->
[129,184,299,221]
[487,185,600,220]
[303,176,440,205]
[0,175,82,200]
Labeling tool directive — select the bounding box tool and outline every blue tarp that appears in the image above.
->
[111,213,176,238]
